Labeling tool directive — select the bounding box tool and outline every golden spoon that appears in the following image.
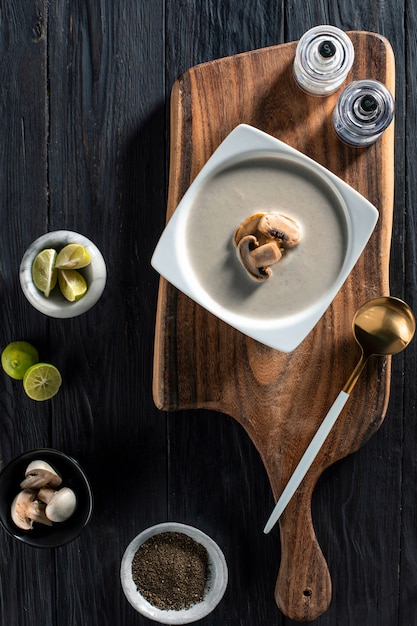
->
[264,296,415,534]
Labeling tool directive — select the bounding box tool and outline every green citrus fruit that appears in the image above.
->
[55,244,91,270]
[32,248,58,297]
[58,269,88,302]
[1,341,39,380]
[23,363,62,401]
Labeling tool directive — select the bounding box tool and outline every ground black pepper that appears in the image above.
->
[131,531,210,611]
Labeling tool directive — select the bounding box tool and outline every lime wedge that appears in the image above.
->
[23,363,62,401]
[58,269,88,302]
[55,244,91,269]
[1,341,39,380]
[32,249,58,297]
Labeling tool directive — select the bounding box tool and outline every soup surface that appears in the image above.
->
[185,156,347,321]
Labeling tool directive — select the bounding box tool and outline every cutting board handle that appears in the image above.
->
[276,491,332,621]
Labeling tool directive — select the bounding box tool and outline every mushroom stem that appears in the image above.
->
[37,488,56,504]
[11,489,53,530]
[237,235,282,281]
[27,500,53,526]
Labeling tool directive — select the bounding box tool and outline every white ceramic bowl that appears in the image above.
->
[151,124,379,352]
[120,522,228,624]
[20,230,107,318]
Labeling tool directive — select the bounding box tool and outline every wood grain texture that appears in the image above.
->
[0,3,53,625]
[0,0,416,624]
[399,1,417,623]
[1,2,168,626]
[45,3,168,626]
[153,32,395,621]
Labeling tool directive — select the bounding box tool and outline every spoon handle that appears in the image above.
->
[263,390,350,534]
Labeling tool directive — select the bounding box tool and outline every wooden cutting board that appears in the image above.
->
[153,32,395,622]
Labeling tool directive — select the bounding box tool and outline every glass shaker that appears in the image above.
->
[293,25,355,96]
[333,79,395,146]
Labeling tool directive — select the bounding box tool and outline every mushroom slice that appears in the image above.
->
[40,487,77,523]
[237,235,282,281]
[20,460,62,490]
[233,212,265,246]
[257,212,301,247]
[11,489,53,530]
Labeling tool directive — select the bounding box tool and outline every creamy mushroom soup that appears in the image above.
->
[185,156,347,321]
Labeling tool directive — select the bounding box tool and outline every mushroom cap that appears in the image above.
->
[233,212,265,246]
[11,489,53,530]
[20,460,62,490]
[45,487,77,523]
[257,212,301,247]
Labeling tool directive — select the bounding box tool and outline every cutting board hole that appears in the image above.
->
[303,588,313,597]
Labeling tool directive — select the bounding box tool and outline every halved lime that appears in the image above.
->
[23,363,62,401]
[55,244,91,270]
[1,341,39,380]
[32,248,58,297]
[58,269,88,302]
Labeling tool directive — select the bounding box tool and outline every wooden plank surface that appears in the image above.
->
[0,1,415,625]
[153,32,395,622]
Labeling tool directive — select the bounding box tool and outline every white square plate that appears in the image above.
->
[151,124,378,352]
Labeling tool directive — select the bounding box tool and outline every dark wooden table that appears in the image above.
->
[0,2,416,625]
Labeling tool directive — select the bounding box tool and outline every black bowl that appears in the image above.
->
[0,448,93,548]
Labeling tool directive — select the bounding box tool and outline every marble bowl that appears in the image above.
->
[20,230,106,318]
[120,522,228,624]
[0,448,93,548]
[151,124,379,352]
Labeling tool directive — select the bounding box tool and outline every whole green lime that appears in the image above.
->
[1,341,39,380]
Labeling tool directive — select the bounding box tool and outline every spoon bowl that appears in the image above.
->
[353,296,416,357]
[345,296,416,394]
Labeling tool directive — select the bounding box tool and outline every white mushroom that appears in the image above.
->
[257,212,301,247]
[234,211,302,249]
[11,489,53,530]
[38,487,77,523]
[233,212,266,246]
[237,235,282,281]
[20,460,62,490]
[234,211,302,280]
